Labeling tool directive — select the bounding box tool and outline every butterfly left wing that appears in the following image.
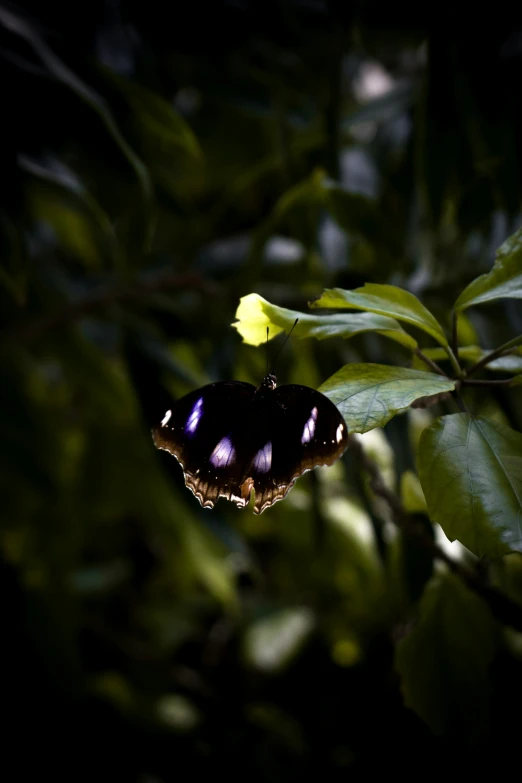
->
[152,381,257,509]
[244,384,349,514]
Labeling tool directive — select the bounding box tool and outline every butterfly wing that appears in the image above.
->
[245,384,349,514]
[152,381,257,509]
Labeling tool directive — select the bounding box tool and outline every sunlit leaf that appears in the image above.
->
[396,573,498,740]
[232,293,417,349]
[318,364,455,433]
[312,284,448,347]
[454,227,522,310]
[418,414,522,557]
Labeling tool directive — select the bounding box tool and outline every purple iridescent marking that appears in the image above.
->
[185,397,204,435]
[210,436,236,467]
[253,441,272,473]
[301,406,318,445]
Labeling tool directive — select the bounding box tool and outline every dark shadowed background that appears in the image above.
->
[2,2,522,781]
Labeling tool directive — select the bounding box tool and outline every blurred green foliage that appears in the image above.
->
[2,2,522,781]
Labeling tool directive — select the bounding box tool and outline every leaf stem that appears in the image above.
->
[444,344,463,378]
[414,348,448,377]
[462,378,517,387]
[466,334,522,376]
[453,385,470,413]
[451,310,459,364]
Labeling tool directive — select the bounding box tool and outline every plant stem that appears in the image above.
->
[451,310,459,365]
[466,334,522,376]
[454,386,470,413]
[444,344,463,377]
[347,434,522,631]
[414,348,448,377]
[462,378,517,387]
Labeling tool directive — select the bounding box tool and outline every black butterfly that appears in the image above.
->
[152,373,348,514]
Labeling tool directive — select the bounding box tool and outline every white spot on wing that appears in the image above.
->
[253,441,272,473]
[336,423,344,444]
[185,397,204,435]
[301,406,318,445]
[161,409,172,427]
[210,436,236,468]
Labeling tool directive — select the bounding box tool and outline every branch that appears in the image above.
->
[1,270,215,345]
[466,335,522,376]
[414,348,448,377]
[451,310,459,365]
[347,433,522,631]
[462,377,517,387]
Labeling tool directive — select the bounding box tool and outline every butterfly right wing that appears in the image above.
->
[152,381,257,509]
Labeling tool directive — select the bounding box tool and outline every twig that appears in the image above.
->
[1,270,214,345]
[347,433,522,631]
[466,335,522,376]
[414,348,448,377]
[462,378,517,387]
[451,310,459,365]
[444,344,463,378]
[454,392,470,413]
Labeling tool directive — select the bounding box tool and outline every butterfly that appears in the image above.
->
[152,372,348,514]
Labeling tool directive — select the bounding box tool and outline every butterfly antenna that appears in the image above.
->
[266,326,270,376]
[270,318,299,374]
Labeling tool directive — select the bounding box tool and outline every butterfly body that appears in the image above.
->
[152,374,348,514]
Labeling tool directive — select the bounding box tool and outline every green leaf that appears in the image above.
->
[318,364,455,434]
[232,293,417,349]
[20,155,121,268]
[454,227,522,310]
[181,520,238,609]
[242,607,314,673]
[395,573,498,740]
[118,78,201,160]
[28,184,103,267]
[481,344,522,374]
[400,470,428,514]
[418,414,522,557]
[486,353,522,374]
[271,169,324,218]
[312,285,448,347]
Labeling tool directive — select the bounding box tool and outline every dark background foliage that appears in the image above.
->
[2,2,522,781]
